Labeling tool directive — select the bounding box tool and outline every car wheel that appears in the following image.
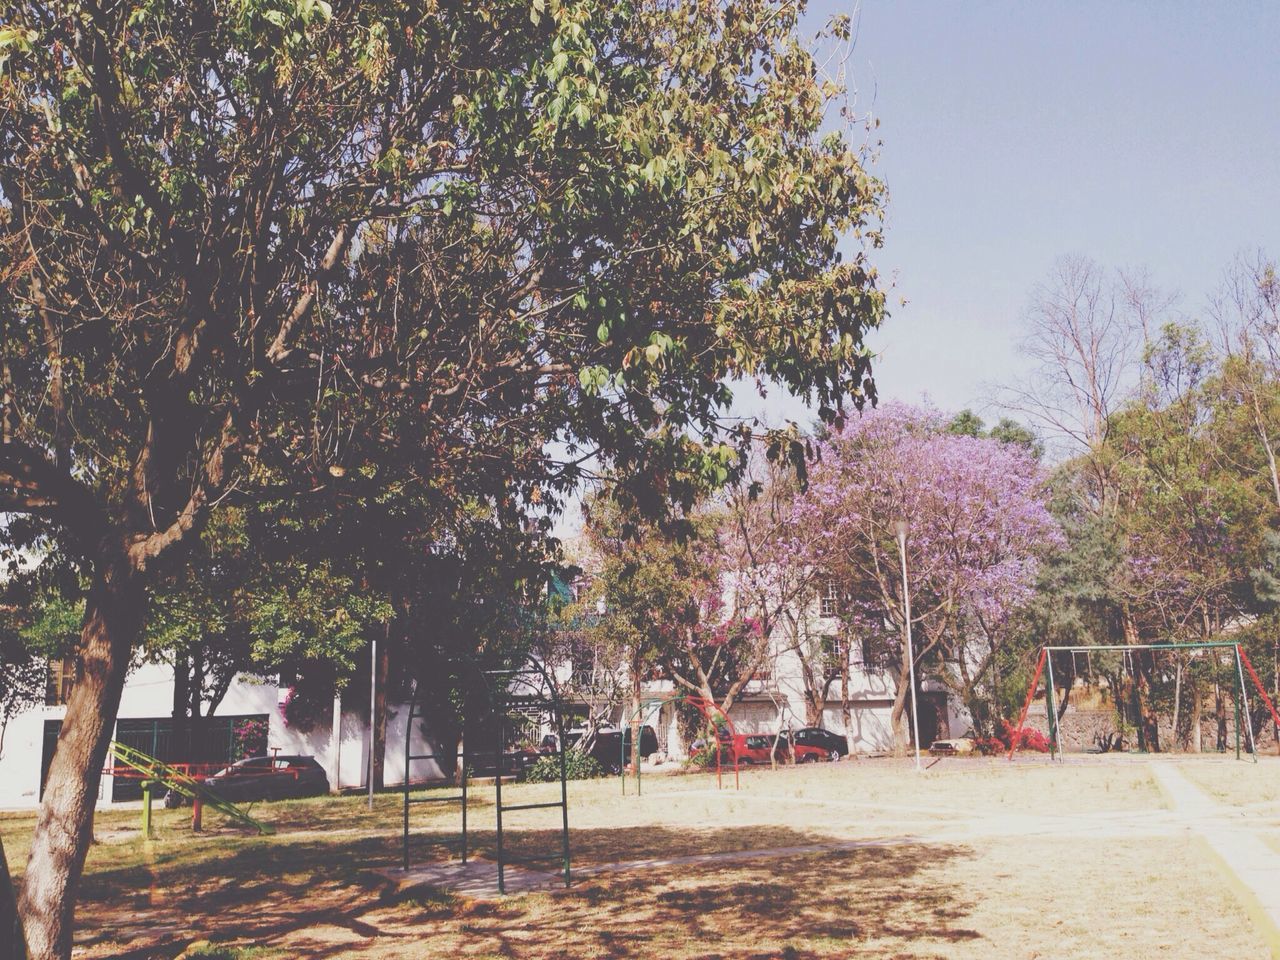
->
[829,750,842,762]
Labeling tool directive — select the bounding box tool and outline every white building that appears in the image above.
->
[0,660,443,811]
[568,572,969,758]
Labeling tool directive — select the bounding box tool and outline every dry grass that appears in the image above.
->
[1177,755,1280,807]
[1,757,1269,959]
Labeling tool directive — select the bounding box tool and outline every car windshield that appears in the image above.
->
[211,758,265,777]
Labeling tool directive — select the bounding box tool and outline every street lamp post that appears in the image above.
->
[892,520,923,772]
[368,634,377,810]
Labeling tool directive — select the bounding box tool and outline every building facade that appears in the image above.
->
[0,660,446,810]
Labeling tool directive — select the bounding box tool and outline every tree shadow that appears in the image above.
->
[72,824,979,959]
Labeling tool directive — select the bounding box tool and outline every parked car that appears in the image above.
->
[725,733,832,765]
[792,727,849,761]
[166,755,329,806]
[728,733,791,765]
[539,725,659,773]
[592,725,660,772]
[469,746,541,778]
[929,737,975,756]
[785,734,835,764]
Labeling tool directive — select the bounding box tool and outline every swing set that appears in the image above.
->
[1008,642,1280,761]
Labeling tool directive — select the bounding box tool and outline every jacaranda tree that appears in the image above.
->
[0,1,885,953]
[789,404,1060,747]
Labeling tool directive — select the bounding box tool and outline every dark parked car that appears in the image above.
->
[785,733,834,763]
[166,755,329,806]
[554,725,659,773]
[595,725,660,772]
[792,727,849,761]
[468,746,541,778]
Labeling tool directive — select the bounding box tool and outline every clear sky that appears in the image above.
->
[743,1,1280,427]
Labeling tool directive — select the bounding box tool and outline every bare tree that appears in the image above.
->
[1001,256,1153,461]
[1209,251,1280,511]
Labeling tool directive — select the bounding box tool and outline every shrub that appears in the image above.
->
[524,749,604,783]
[979,720,1050,754]
[280,686,329,732]
[232,717,269,760]
[972,736,1005,756]
[1008,724,1050,753]
[685,741,733,769]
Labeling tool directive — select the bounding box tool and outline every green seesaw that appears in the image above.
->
[109,741,275,837]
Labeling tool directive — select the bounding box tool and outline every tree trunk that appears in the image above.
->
[1189,681,1202,753]
[955,650,982,738]
[1121,616,1159,752]
[840,637,853,757]
[1,831,26,960]
[1249,394,1280,511]
[629,669,642,774]
[171,652,190,761]
[1215,684,1228,752]
[20,553,142,960]
[1053,653,1075,725]
[889,659,912,753]
[931,695,950,741]
[190,650,204,722]
[803,696,822,728]
[1273,642,1279,749]
[372,641,389,791]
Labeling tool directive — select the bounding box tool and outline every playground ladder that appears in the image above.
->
[402,680,469,870]
[490,664,571,894]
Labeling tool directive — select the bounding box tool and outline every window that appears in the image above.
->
[45,657,77,706]
[820,580,840,618]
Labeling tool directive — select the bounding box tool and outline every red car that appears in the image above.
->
[727,733,832,765]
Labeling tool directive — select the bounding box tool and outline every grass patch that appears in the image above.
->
[2,757,1270,958]
[1178,755,1280,807]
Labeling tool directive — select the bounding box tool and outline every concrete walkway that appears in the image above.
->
[1151,761,1280,951]
[373,857,569,898]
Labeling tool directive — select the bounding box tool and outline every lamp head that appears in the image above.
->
[891,519,909,540]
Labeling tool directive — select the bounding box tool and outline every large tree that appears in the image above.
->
[0,2,886,952]
[789,403,1060,746]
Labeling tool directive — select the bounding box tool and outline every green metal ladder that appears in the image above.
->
[109,741,275,836]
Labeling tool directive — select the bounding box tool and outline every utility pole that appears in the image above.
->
[368,635,377,810]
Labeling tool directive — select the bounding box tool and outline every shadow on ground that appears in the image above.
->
[72,825,977,960]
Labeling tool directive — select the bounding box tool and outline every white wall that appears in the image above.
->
[0,663,451,810]
[0,660,186,809]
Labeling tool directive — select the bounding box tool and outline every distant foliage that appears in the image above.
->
[281,687,330,733]
[788,402,1061,741]
[232,718,269,761]
[686,745,718,769]
[975,721,1050,755]
[524,750,604,783]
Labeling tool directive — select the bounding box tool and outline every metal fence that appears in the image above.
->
[38,714,269,802]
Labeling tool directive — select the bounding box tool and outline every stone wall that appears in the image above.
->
[1021,708,1279,753]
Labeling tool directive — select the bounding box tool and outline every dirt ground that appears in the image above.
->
[3,755,1274,959]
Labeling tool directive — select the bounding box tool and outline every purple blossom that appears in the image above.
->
[787,402,1062,631]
